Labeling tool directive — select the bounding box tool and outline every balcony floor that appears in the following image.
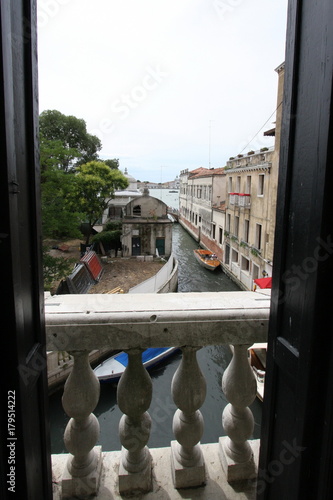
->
[52,440,259,499]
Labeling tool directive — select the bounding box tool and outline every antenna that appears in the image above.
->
[209,120,213,168]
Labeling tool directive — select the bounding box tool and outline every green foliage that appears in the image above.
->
[39,110,125,242]
[41,167,83,238]
[103,158,119,170]
[92,230,122,246]
[104,221,122,231]
[74,161,128,243]
[42,247,76,291]
[39,136,80,174]
[39,109,102,171]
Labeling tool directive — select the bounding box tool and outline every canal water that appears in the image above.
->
[49,223,262,453]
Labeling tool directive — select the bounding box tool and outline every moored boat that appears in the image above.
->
[94,347,179,382]
[193,248,220,271]
[249,342,267,401]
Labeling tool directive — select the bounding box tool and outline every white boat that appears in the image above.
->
[249,342,267,401]
[94,347,179,382]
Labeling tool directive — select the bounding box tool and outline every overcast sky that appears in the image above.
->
[37,0,288,183]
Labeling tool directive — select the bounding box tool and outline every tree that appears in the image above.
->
[92,229,122,256]
[41,166,84,239]
[73,161,128,244]
[42,247,76,292]
[39,109,102,171]
[104,158,119,170]
[39,135,80,176]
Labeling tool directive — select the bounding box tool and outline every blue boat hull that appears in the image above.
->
[94,347,179,383]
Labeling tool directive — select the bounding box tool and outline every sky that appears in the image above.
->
[37,0,288,184]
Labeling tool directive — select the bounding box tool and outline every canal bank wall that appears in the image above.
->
[129,253,178,293]
[179,218,199,242]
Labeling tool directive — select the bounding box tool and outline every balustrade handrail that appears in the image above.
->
[47,290,270,497]
[45,291,269,351]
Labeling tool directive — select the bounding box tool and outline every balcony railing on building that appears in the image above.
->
[46,291,269,499]
[229,193,251,208]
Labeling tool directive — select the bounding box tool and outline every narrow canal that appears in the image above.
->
[49,223,262,453]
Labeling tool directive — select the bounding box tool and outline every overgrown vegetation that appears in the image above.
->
[40,110,128,289]
[92,221,122,254]
[42,247,76,292]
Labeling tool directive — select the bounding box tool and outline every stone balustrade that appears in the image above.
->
[46,291,269,499]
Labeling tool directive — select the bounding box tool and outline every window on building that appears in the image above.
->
[219,227,223,244]
[234,216,239,237]
[244,219,249,242]
[246,175,251,194]
[231,249,238,263]
[195,214,198,225]
[255,223,262,249]
[228,177,232,193]
[241,256,250,272]
[212,223,216,239]
[226,213,231,231]
[258,174,265,196]
[199,215,202,223]
[133,205,141,216]
[236,176,241,193]
[225,244,230,265]
[224,245,230,265]
[252,263,259,280]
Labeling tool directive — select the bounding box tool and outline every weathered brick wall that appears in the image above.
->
[200,233,223,261]
[179,217,200,239]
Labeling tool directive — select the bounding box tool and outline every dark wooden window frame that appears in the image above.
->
[1,1,333,499]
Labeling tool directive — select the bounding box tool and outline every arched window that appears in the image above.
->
[133,205,141,216]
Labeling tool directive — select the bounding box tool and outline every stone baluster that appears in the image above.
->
[117,348,153,494]
[61,350,102,499]
[171,346,206,488]
[219,344,257,482]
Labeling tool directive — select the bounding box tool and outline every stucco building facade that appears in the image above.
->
[102,168,142,224]
[121,189,173,257]
[178,64,284,290]
[223,63,284,289]
[179,167,226,260]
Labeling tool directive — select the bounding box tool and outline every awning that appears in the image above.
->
[254,277,272,289]
[264,127,275,137]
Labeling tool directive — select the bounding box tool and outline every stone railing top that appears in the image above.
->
[45,291,270,352]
